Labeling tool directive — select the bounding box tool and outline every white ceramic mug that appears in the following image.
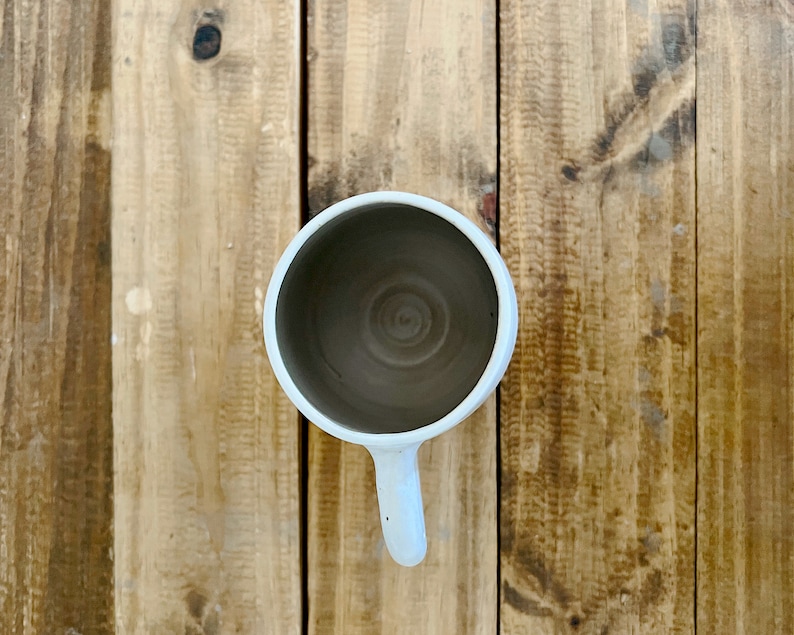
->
[263,192,517,566]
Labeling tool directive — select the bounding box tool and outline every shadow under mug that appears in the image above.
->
[263,191,518,566]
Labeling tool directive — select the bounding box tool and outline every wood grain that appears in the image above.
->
[0,0,113,632]
[499,0,696,632]
[112,1,301,632]
[306,0,498,632]
[696,2,794,633]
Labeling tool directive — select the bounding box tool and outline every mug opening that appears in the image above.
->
[274,202,499,434]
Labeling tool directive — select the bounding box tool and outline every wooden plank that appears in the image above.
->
[696,2,794,633]
[499,0,696,632]
[0,0,113,632]
[306,0,498,632]
[112,1,302,632]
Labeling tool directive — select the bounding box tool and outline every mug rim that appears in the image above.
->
[263,191,518,448]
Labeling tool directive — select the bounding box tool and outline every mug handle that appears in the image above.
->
[366,443,427,566]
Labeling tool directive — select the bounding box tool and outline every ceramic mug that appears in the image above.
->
[263,191,517,566]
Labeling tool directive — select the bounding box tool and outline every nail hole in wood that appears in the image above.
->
[193,24,221,60]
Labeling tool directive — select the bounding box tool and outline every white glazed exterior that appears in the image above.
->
[263,191,518,566]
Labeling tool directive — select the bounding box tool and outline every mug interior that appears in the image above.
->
[275,203,498,433]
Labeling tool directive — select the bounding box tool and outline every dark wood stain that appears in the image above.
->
[44,139,113,633]
[1,362,15,452]
[90,0,111,91]
[186,589,208,619]
[307,151,495,228]
[202,612,220,635]
[514,546,573,608]
[307,161,367,216]
[661,17,689,70]
[639,568,665,609]
[498,468,518,554]
[629,100,696,174]
[596,12,695,169]
[593,108,630,160]
[632,63,659,99]
[502,581,554,617]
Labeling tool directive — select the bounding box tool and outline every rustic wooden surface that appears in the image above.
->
[112,1,302,632]
[306,0,498,632]
[0,0,113,633]
[696,1,794,634]
[499,0,696,632]
[2,0,793,633]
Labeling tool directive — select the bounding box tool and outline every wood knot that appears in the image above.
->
[193,24,221,60]
[561,164,580,181]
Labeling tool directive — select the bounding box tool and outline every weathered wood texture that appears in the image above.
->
[0,0,113,633]
[499,0,697,632]
[696,1,794,633]
[4,1,793,633]
[306,0,498,632]
[112,1,302,632]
